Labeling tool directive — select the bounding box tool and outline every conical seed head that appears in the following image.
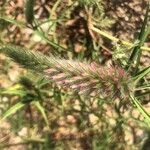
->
[44,58,131,99]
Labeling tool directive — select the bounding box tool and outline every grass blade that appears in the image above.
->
[132,66,150,81]
[127,2,150,71]
[0,84,27,97]
[1,102,25,120]
[130,94,150,127]
[25,0,34,24]
[33,101,50,129]
[34,30,67,51]
[0,16,25,27]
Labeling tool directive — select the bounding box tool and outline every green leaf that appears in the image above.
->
[0,16,25,27]
[1,89,27,97]
[1,102,25,120]
[132,66,150,81]
[130,94,150,127]
[135,83,150,91]
[0,84,27,97]
[127,2,150,71]
[136,91,150,98]
[25,0,34,24]
[36,78,50,88]
[33,101,50,129]
[34,30,67,51]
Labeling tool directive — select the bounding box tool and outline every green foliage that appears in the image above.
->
[25,0,34,25]
[130,94,150,127]
[127,2,150,71]
[79,0,114,28]
[0,0,149,149]
[2,102,25,120]
[0,75,50,130]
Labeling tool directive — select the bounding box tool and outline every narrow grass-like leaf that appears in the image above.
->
[1,102,25,120]
[127,2,150,71]
[90,26,150,51]
[51,0,61,16]
[136,91,150,98]
[0,15,67,52]
[130,94,150,127]
[132,66,150,81]
[0,16,25,27]
[23,137,45,143]
[33,101,50,129]
[25,0,34,24]
[135,83,150,91]
[1,89,27,97]
[34,30,67,51]
[0,84,26,97]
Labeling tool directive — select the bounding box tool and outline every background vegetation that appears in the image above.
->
[0,0,150,149]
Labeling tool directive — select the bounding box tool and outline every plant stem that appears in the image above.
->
[90,26,150,51]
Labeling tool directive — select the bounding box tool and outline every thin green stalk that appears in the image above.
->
[90,26,150,51]
[127,2,150,71]
[130,94,150,128]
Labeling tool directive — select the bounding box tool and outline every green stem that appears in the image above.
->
[90,26,150,51]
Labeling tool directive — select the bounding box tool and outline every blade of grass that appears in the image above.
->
[1,89,27,97]
[126,2,150,71]
[0,15,69,52]
[130,94,150,127]
[136,91,150,98]
[134,25,150,71]
[33,101,50,130]
[135,84,150,91]
[0,84,27,97]
[0,16,25,27]
[1,102,25,120]
[132,66,150,81]
[23,137,45,143]
[25,0,34,25]
[90,26,150,51]
[34,29,67,51]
